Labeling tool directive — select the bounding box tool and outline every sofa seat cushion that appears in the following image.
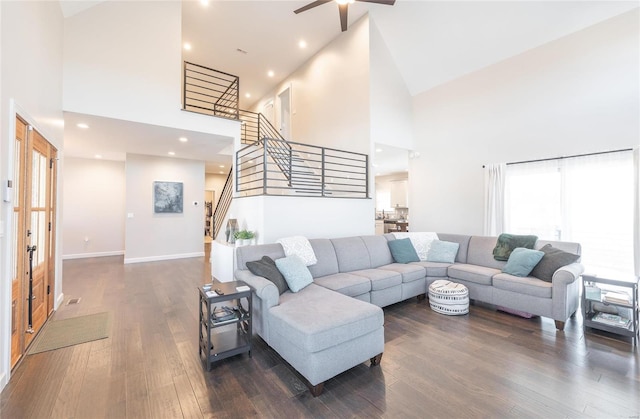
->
[269,284,384,353]
[492,273,552,298]
[447,264,500,285]
[350,269,402,291]
[377,263,425,283]
[410,261,451,278]
[313,273,371,297]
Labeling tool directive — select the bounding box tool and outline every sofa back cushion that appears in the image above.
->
[307,239,340,278]
[361,235,394,267]
[466,236,506,270]
[535,240,581,257]
[437,233,471,263]
[331,237,371,272]
[236,243,285,270]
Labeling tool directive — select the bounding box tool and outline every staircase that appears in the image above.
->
[183,61,369,226]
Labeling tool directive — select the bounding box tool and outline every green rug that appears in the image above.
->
[28,312,111,355]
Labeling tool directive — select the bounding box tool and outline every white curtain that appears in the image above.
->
[634,147,639,276]
[506,150,634,275]
[484,163,506,236]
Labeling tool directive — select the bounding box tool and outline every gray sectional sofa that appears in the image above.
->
[233,233,583,396]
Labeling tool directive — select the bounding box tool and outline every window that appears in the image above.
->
[505,150,634,275]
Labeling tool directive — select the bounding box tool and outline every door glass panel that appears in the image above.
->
[31,152,39,206]
[38,154,47,207]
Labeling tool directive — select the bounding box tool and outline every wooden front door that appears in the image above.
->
[10,116,57,367]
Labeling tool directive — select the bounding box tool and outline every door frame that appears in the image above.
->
[3,101,63,376]
[276,84,292,140]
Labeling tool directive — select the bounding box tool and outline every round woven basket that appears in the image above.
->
[428,280,469,315]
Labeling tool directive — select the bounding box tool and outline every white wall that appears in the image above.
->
[369,20,413,151]
[229,195,374,244]
[251,16,371,154]
[63,158,125,258]
[205,173,227,207]
[63,0,239,140]
[125,154,205,263]
[409,9,640,235]
[0,0,64,392]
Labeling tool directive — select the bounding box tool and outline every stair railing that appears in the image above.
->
[212,167,234,240]
[236,138,368,198]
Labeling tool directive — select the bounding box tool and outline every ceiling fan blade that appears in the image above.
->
[294,0,333,14]
[339,3,348,32]
[356,0,396,5]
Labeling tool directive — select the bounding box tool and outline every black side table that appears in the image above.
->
[198,280,252,370]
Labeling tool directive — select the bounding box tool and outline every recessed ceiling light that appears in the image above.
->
[375,148,382,153]
[298,40,307,49]
[245,93,251,98]
[77,123,89,129]
[95,154,102,159]
[267,70,274,77]
[249,160,254,164]
[219,171,224,174]
[200,0,209,6]
[168,151,175,156]
[179,137,188,143]
[219,165,225,168]
[183,42,192,51]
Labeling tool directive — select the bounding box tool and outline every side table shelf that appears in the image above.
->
[199,280,252,371]
[582,274,639,346]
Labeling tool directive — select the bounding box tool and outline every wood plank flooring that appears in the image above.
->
[1,249,639,418]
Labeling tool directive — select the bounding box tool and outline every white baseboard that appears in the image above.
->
[63,250,125,260]
[0,371,7,393]
[124,252,205,264]
[56,292,65,310]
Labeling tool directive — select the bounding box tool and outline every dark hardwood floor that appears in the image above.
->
[2,248,639,418]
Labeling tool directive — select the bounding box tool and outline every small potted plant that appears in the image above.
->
[234,230,254,246]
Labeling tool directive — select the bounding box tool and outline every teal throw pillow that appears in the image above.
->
[388,238,420,264]
[426,240,460,263]
[275,255,313,292]
[502,247,544,277]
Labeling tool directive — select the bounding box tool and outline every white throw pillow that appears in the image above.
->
[276,236,318,266]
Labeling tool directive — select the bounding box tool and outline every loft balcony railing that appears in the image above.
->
[183,61,239,119]
[238,109,283,144]
[236,138,369,199]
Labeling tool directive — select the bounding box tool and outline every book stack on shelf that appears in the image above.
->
[591,312,631,329]
[603,291,632,306]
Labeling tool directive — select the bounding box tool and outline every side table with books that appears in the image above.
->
[198,280,253,371]
[582,273,639,346]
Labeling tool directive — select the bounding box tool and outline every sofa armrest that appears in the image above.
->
[551,262,585,286]
[234,270,280,309]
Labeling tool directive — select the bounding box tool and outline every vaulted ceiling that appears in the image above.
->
[60,0,638,172]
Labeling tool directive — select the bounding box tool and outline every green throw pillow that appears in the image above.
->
[530,244,580,283]
[275,255,313,293]
[502,247,544,277]
[493,233,538,261]
[246,256,289,295]
[388,238,420,264]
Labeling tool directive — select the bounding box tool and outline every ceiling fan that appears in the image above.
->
[294,0,396,32]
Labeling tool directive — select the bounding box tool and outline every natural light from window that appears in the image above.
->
[505,150,634,275]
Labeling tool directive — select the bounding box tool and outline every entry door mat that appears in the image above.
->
[28,312,111,355]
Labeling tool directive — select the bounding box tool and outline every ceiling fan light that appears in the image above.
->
[336,0,354,4]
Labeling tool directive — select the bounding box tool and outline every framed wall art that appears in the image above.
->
[153,181,183,213]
